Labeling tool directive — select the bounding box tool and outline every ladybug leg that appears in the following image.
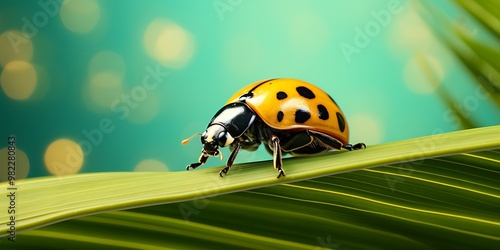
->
[219,142,241,177]
[186,153,209,171]
[271,136,286,178]
[342,143,366,151]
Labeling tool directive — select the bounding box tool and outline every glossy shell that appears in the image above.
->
[225,78,349,144]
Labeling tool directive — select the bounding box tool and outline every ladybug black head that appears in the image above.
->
[182,103,255,161]
[200,124,234,157]
[181,125,233,162]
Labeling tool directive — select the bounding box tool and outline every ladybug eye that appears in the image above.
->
[217,131,228,147]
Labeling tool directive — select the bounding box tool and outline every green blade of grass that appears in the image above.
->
[5,148,500,249]
[1,125,500,237]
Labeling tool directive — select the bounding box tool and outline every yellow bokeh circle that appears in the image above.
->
[44,138,84,176]
[144,19,195,68]
[0,148,30,181]
[85,51,126,113]
[60,0,101,33]
[1,60,37,100]
[390,6,434,55]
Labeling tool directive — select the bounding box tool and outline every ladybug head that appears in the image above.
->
[182,103,255,161]
[201,124,234,157]
[182,124,234,160]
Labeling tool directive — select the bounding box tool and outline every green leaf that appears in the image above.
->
[1,125,500,249]
[417,0,500,106]
[455,0,500,40]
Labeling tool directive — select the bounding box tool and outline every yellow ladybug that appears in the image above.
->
[183,78,365,178]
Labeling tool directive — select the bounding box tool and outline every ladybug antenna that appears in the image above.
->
[181,133,202,145]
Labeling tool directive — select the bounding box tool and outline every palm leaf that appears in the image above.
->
[1,126,500,249]
[417,0,500,105]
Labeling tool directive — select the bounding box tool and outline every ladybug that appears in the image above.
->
[182,78,365,178]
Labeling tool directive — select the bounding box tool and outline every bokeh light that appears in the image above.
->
[404,53,445,94]
[134,159,168,172]
[84,51,126,112]
[60,0,101,33]
[349,114,384,145]
[1,60,37,100]
[86,71,124,111]
[89,51,126,81]
[0,30,33,67]
[390,4,434,55]
[44,138,84,176]
[144,18,195,68]
[0,148,30,181]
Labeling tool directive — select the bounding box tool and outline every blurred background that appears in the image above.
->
[0,0,499,179]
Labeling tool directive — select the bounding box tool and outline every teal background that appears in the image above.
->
[0,0,499,179]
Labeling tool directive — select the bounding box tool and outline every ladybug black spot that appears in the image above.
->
[317,104,329,120]
[277,111,284,122]
[336,112,345,132]
[239,92,253,101]
[296,86,315,99]
[295,109,311,123]
[276,91,288,100]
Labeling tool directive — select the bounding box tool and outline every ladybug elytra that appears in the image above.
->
[182,78,365,178]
